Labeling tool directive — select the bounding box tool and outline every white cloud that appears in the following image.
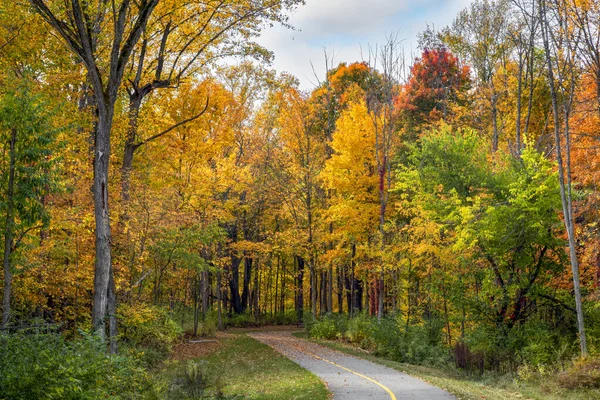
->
[257,0,473,89]
[289,0,412,37]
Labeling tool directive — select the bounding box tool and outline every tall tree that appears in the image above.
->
[28,0,159,342]
[120,0,303,206]
[539,0,588,356]
[445,0,512,151]
[0,80,60,328]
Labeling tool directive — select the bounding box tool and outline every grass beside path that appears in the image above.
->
[159,334,329,399]
[295,333,599,400]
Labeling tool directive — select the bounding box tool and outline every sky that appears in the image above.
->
[256,0,472,89]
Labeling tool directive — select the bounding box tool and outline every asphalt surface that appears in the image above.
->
[249,331,455,400]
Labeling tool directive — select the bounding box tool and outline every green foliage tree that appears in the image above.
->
[397,127,565,359]
[0,79,61,328]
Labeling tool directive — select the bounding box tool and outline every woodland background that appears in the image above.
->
[1,0,600,397]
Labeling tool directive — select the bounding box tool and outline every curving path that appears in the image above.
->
[249,331,455,400]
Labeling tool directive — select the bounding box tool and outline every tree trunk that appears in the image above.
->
[327,267,333,313]
[540,1,587,356]
[310,260,317,317]
[319,271,326,314]
[280,258,286,314]
[121,93,142,205]
[491,92,499,152]
[1,128,16,329]
[201,270,208,320]
[91,107,114,340]
[217,271,224,330]
[253,262,259,319]
[295,255,304,322]
[108,270,118,354]
[228,256,243,314]
[337,265,344,314]
[378,160,386,321]
[241,257,252,311]
[193,275,199,336]
[515,52,524,154]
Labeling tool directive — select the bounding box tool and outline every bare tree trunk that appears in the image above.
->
[29,0,159,344]
[108,270,118,354]
[253,262,260,319]
[295,255,304,322]
[327,267,333,313]
[202,270,209,320]
[91,109,114,340]
[310,259,317,317]
[193,275,199,336]
[337,265,344,314]
[539,0,587,356]
[524,41,536,136]
[228,256,243,314]
[217,271,223,330]
[515,52,524,153]
[241,257,252,311]
[378,159,386,321]
[1,128,16,329]
[121,94,142,205]
[491,92,499,152]
[280,258,286,314]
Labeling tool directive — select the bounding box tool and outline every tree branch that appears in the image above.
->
[134,96,210,149]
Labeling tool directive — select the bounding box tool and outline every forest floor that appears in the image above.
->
[162,331,329,399]
[300,334,600,400]
[249,330,454,400]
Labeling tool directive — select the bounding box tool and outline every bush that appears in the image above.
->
[302,311,317,331]
[269,311,298,325]
[464,320,577,373]
[308,313,451,368]
[195,311,218,338]
[402,324,450,367]
[370,317,401,358]
[310,317,338,339]
[558,357,600,389]
[118,303,183,364]
[226,311,255,327]
[310,313,348,338]
[346,314,376,349]
[165,360,210,399]
[0,333,152,399]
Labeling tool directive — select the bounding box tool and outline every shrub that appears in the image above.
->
[310,317,338,340]
[370,317,401,359]
[270,311,298,325]
[227,311,259,327]
[195,311,218,338]
[346,314,376,349]
[0,333,152,399]
[558,357,600,389]
[118,303,183,364]
[302,311,317,331]
[165,360,210,399]
[400,323,450,367]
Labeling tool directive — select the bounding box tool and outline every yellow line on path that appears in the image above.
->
[293,344,397,400]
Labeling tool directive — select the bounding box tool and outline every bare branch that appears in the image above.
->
[135,96,210,148]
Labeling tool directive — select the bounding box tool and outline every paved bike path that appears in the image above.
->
[249,331,455,400]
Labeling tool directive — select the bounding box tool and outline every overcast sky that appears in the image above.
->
[256,0,472,89]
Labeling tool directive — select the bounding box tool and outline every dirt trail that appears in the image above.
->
[249,330,455,400]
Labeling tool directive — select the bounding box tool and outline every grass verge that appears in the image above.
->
[158,334,329,399]
[294,333,599,400]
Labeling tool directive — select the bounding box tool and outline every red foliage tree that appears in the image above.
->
[397,48,470,125]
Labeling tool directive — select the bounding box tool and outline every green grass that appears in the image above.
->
[158,334,329,399]
[296,333,600,400]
